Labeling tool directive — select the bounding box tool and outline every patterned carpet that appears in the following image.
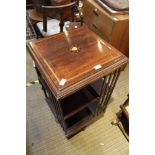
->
[26,50,129,155]
[26,12,37,40]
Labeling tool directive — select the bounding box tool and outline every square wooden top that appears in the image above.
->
[27,26,128,99]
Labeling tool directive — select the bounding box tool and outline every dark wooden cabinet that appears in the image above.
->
[26,0,33,9]
[27,26,128,138]
[83,0,129,57]
[32,0,73,19]
[26,0,32,5]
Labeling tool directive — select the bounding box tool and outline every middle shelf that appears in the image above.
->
[61,85,99,120]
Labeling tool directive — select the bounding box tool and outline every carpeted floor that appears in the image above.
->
[26,49,129,155]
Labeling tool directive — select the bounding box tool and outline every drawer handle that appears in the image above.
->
[93,8,99,16]
[92,24,98,29]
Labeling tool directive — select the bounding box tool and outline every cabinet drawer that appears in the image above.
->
[89,23,110,42]
[83,0,96,25]
[83,0,114,38]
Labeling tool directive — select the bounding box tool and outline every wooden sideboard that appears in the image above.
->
[83,0,129,57]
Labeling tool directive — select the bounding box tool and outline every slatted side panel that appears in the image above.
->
[95,68,121,115]
[35,67,66,131]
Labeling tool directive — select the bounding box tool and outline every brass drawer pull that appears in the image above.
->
[92,23,98,29]
[93,8,99,16]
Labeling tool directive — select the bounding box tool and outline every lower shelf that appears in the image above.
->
[65,108,92,128]
[64,108,94,138]
[64,106,105,138]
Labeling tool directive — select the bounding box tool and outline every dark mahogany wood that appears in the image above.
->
[27,26,128,99]
[42,1,77,32]
[61,86,99,120]
[27,26,128,138]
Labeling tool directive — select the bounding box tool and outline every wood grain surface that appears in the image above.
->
[27,26,128,99]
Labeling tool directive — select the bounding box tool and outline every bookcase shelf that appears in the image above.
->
[62,86,99,120]
[35,66,124,138]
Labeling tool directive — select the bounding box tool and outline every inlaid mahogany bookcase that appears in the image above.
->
[27,26,128,138]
